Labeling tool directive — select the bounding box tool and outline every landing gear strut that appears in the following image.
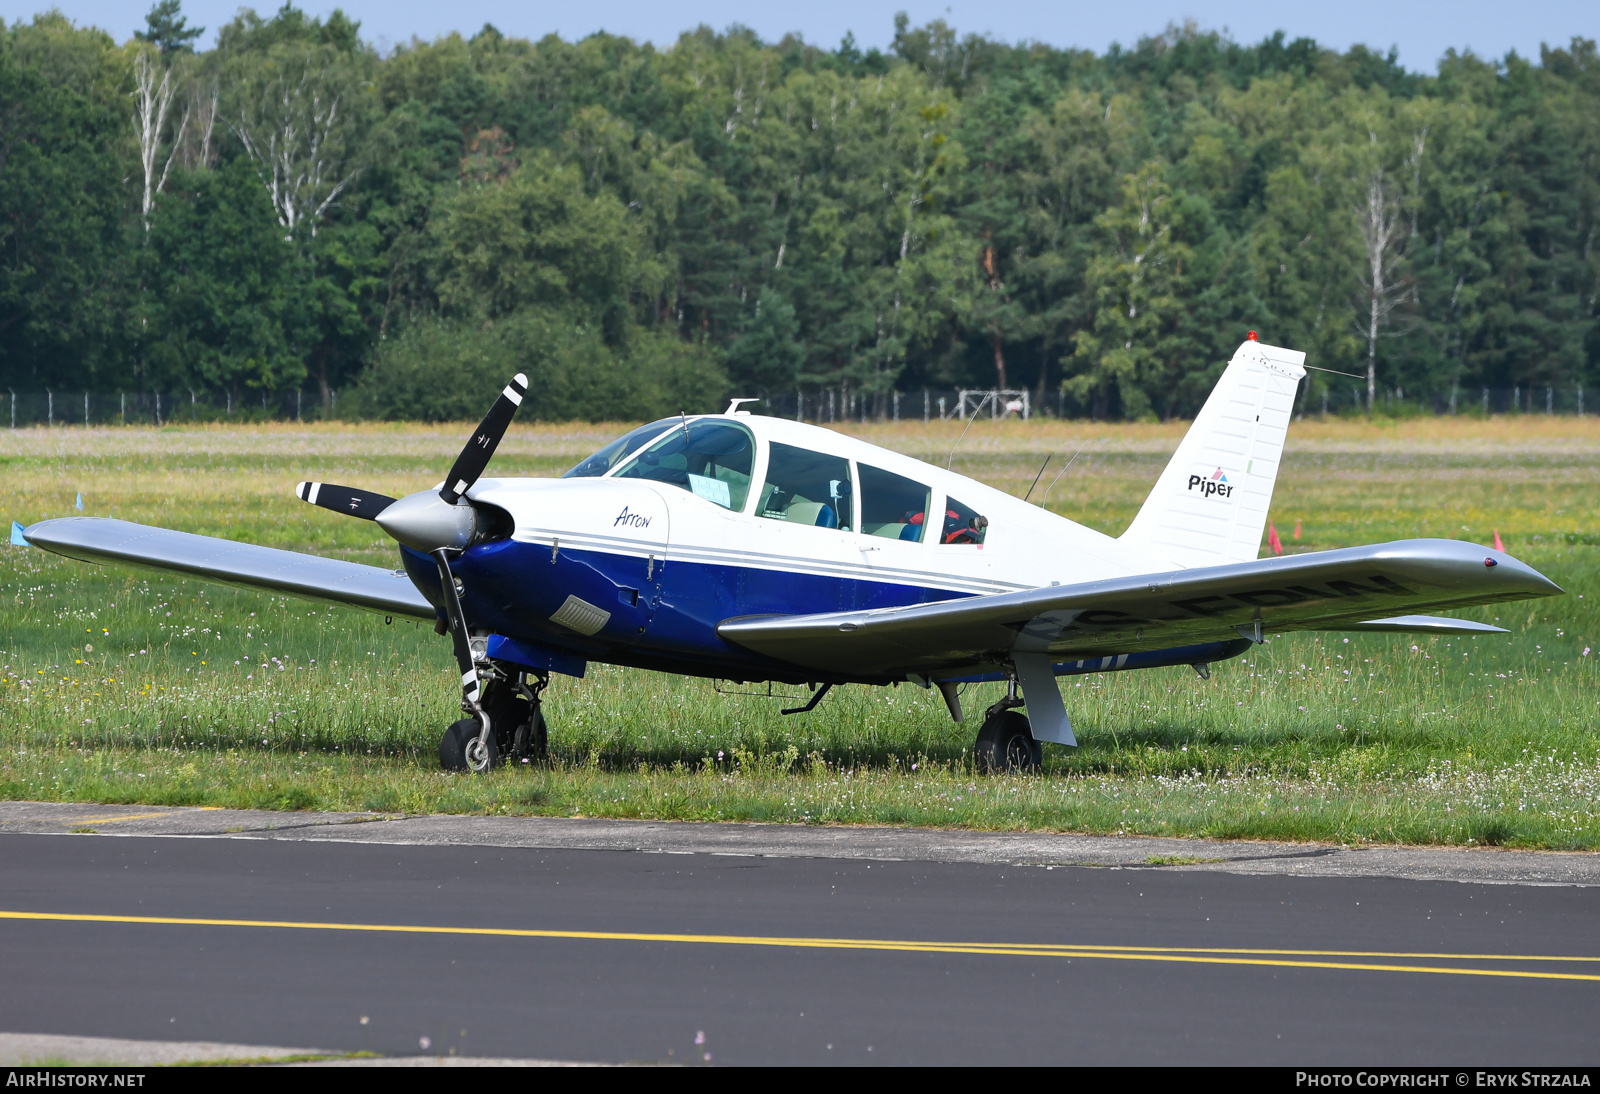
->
[973,678,1041,774]
[431,544,552,773]
[439,670,549,772]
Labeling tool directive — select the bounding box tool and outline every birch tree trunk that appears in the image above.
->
[231,49,360,238]
[1357,165,1403,411]
[132,49,186,231]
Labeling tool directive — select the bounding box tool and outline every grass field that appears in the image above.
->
[3,416,1598,847]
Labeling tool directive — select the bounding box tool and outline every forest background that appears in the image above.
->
[1,2,1597,422]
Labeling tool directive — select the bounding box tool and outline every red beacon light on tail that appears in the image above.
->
[1246,330,1258,341]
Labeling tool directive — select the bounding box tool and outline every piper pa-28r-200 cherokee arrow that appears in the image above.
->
[23,337,1562,773]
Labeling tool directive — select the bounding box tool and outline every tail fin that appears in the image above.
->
[1120,339,1306,568]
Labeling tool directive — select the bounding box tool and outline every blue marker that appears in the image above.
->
[75,492,84,511]
[10,521,27,546]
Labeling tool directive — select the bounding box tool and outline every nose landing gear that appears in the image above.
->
[439,669,549,772]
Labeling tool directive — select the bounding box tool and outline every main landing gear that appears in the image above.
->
[439,669,549,772]
[972,679,1042,774]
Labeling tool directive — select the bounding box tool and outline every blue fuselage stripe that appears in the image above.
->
[402,540,967,681]
[403,540,1246,684]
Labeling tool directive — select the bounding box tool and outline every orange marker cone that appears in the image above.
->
[1293,518,1302,540]
[1493,528,1505,552]
[1268,521,1284,556]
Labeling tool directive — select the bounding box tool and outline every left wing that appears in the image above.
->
[23,517,435,620]
[718,539,1560,679]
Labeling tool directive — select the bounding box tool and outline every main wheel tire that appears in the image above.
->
[973,710,1042,774]
[512,704,548,763]
[439,716,500,772]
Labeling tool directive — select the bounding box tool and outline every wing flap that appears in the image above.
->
[23,517,435,620]
[717,539,1557,678]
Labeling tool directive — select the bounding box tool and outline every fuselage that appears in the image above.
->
[400,413,1186,685]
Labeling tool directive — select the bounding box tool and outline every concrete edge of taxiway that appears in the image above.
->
[0,1032,604,1066]
[2,801,1597,886]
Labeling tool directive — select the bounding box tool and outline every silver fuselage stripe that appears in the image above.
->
[510,531,1024,597]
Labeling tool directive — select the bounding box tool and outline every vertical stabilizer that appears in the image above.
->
[1120,339,1305,568]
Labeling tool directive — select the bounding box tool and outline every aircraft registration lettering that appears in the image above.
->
[1170,576,1418,617]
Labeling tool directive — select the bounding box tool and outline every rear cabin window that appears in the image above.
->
[940,496,988,544]
[560,419,676,478]
[614,420,755,511]
[859,464,931,542]
[756,443,853,531]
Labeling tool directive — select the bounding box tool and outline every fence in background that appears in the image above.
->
[1,390,338,427]
[755,384,1586,423]
[0,384,1587,426]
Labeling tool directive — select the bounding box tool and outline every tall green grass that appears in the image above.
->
[2,418,1598,846]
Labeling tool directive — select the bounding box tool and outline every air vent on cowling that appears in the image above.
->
[550,595,611,636]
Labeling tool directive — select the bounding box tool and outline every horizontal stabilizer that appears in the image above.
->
[22,517,434,620]
[1336,615,1508,636]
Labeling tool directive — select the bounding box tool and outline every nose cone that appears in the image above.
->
[375,490,477,553]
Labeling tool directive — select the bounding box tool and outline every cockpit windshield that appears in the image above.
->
[613,419,755,511]
[561,419,678,478]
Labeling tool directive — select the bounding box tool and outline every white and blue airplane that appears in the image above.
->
[23,338,1561,772]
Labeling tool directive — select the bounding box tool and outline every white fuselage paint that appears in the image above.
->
[467,415,1177,597]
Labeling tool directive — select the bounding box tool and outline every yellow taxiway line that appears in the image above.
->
[2,910,1598,984]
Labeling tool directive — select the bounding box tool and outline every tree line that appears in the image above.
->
[1,3,1596,420]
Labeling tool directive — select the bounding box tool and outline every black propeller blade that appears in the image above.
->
[439,373,528,505]
[295,481,398,520]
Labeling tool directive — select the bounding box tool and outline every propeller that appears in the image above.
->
[440,373,528,505]
[292,372,529,552]
[295,481,397,520]
[292,372,531,773]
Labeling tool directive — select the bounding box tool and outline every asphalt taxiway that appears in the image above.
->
[1,803,1597,1065]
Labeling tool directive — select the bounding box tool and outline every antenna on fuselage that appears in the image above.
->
[945,412,979,470]
[1039,438,1090,508]
[1022,454,1052,503]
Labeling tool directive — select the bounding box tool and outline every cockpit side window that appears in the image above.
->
[756,442,853,531]
[561,419,677,478]
[614,419,755,511]
[859,464,931,542]
[940,496,989,545]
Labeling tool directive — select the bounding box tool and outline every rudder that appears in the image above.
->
[1120,338,1306,569]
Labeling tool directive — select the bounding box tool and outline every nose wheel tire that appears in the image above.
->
[974,709,1041,774]
[440,716,500,772]
[464,731,495,773]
